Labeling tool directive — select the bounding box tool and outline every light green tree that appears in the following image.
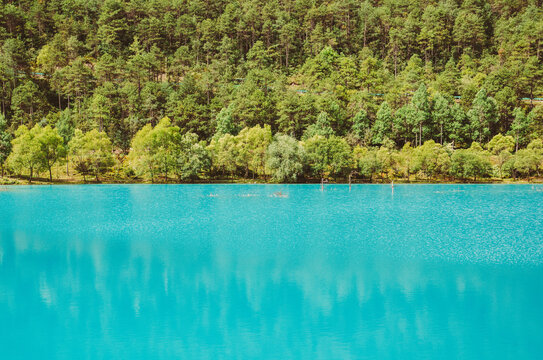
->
[412,140,451,179]
[506,149,541,179]
[353,146,381,182]
[235,125,272,178]
[304,135,352,179]
[151,118,181,181]
[527,139,543,176]
[36,125,66,182]
[486,134,515,178]
[174,132,211,181]
[450,142,492,181]
[207,133,238,178]
[266,134,306,183]
[69,129,115,182]
[505,139,543,179]
[7,125,42,183]
[128,117,180,182]
[396,142,415,180]
[376,145,395,180]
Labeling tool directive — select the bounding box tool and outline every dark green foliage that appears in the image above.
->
[0,0,540,145]
[372,102,393,145]
[302,111,334,140]
[0,0,542,183]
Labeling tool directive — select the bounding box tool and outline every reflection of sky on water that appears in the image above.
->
[1,185,543,359]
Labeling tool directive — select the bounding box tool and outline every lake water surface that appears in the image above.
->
[0,184,542,359]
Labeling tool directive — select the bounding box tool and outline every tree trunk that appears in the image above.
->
[394,46,397,77]
[363,22,367,47]
[29,167,33,184]
[286,43,290,68]
[49,167,52,182]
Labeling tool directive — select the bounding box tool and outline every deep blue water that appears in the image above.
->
[0,184,542,359]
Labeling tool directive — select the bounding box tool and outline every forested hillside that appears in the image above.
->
[1,0,543,183]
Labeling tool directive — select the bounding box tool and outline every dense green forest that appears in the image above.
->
[1,0,543,183]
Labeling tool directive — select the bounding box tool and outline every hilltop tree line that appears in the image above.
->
[0,0,543,182]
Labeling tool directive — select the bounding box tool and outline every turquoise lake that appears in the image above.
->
[0,184,542,359]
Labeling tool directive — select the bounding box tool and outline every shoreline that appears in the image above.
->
[2,177,543,186]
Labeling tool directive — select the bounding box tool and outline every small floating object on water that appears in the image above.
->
[208,193,219,197]
[271,191,288,198]
[434,189,465,193]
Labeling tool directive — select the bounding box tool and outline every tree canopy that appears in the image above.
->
[0,0,543,183]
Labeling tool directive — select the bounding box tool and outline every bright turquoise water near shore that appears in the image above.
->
[0,184,542,359]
